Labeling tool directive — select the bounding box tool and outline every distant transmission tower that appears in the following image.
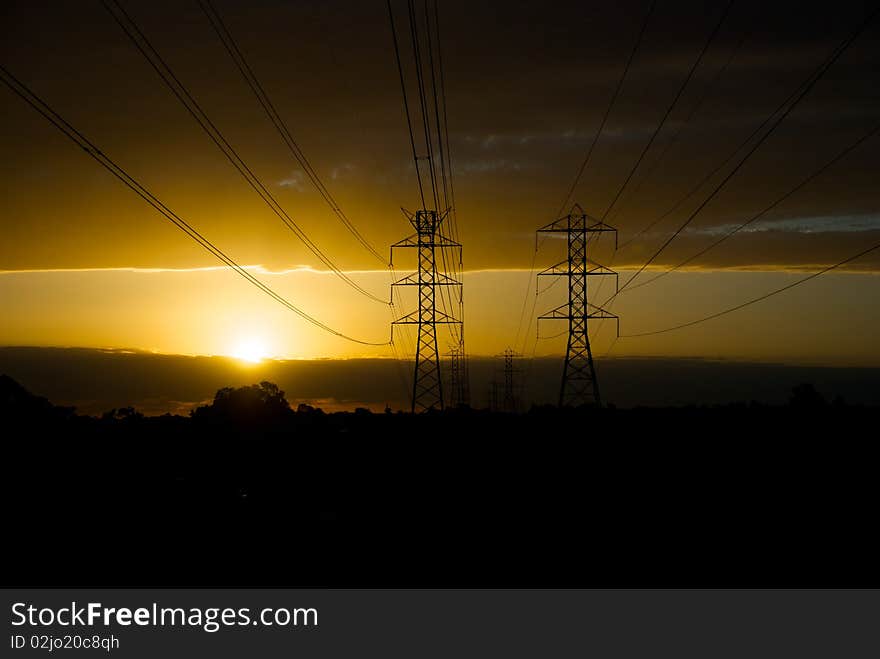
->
[457,328,471,407]
[538,204,618,407]
[501,347,522,413]
[392,209,462,412]
[446,344,467,408]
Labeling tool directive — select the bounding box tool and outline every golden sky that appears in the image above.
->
[1,0,879,366]
[2,266,878,366]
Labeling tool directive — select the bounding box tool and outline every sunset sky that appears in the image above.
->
[2,0,879,368]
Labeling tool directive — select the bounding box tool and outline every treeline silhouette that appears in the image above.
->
[3,374,876,587]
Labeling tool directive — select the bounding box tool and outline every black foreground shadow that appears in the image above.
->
[3,376,876,586]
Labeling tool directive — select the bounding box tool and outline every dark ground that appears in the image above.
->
[3,375,877,587]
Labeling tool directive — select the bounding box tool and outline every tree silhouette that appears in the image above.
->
[789,383,826,408]
[192,381,292,425]
[101,406,143,421]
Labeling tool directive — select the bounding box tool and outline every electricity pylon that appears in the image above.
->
[392,208,462,412]
[446,344,468,408]
[501,347,522,413]
[537,204,618,407]
[456,327,471,407]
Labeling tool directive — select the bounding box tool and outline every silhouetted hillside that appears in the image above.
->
[3,375,877,587]
[0,373,75,423]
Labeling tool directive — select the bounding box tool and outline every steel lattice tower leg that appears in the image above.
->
[561,225,600,406]
[392,209,462,413]
[538,204,619,408]
[414,213,442,411]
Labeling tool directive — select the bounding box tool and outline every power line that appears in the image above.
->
[555,0,657,218]
[431,3,464,292]
[512,2,656,354]
[621,239,880,338]
[623,120,880,293]
[606,21,751,226]
[202,0,411,383]
[198,0,387,265]
[424,1,450,215]
[387,1,465,410]
[537,328,568,341]
[431,0,465,361]
[102,0,387,304]
[424,0,462,344]
[383,0,427,371]
[511,239,541,354]
[407,0,440,210]
[617,9,876,252]
[0,64,388,346]
[536,273,564,296]
[587,1,738,319]
[424,0,457,245]
[430,0,466,355]
[397,0,460,345]
[433,0,459,242]
[608,6,878,302]
[599,0,735,221]
[387,0,426,209]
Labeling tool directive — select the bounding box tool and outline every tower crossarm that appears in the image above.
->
[392,234,461,250]
[539,302,618,323]
[392,309,462,325]
[537,205,619,248]
[392,271,462,287]
[538,259,618,279]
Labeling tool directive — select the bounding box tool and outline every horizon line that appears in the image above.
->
[2,264,879,276]
[1,344,877,369]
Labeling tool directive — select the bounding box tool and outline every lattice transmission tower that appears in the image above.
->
[392,209,462,412]
[445,344,470,408]
[501,347,522,413]
[456,327,471,407]
[537,204,619,407]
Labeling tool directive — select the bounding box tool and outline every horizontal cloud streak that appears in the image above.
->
[691,214,880,236]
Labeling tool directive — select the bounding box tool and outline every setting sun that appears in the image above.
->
[231,337,269,364]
